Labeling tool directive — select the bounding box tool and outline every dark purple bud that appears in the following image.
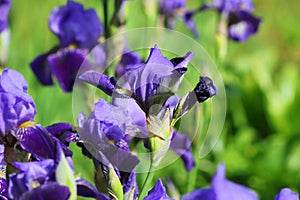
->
[78,71,117,96]
[144,179,173,200]
[49,0,103,48]
[194,76,217,103]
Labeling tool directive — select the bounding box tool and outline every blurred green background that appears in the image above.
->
[2,0,300,199]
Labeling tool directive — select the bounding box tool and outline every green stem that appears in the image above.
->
[186,104,209,192]
[138,155,155,200]
[103,0,111,39]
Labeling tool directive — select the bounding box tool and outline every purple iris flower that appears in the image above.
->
[275,188,299,200]
[80,98,139,172]
[201,0,261,41]
[122,45,193,113]
[159,0,199,37]
[30,0,105,92]
[0,0,11,33]
[8,159,71,200]
[144,179,173,200]
[0,69,36,137]
[182,163,259,200]
[49,0,103,48]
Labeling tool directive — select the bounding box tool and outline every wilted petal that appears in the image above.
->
[144,179,173,200]
[275,188,299,200]
[49,0,103,48]
[48,48,92,92]
[228,11,261,42]
[212,163,259,200]
[78,71,117,96]
[170,131,195,171]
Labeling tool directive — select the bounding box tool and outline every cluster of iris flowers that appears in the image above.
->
[0,0,298,200]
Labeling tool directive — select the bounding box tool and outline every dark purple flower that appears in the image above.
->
[228,10,261,42]
[144,179,173,200]
[0,0,11,33]
[275,188,299,200]
[194,76,217,103]
[159,0,199,37]
[182,163,259,200]
[49,0,103,48]
[80,98,139,172]
[0,69,36,137]
[170,131,195,171]
[48,48,92,92]
[200,0,261,41]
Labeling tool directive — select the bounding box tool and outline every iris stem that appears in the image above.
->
[102,0,111,38]
[186,103,209,192]
[138,154,155,200]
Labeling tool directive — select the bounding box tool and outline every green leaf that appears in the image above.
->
[56,149,77,200]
